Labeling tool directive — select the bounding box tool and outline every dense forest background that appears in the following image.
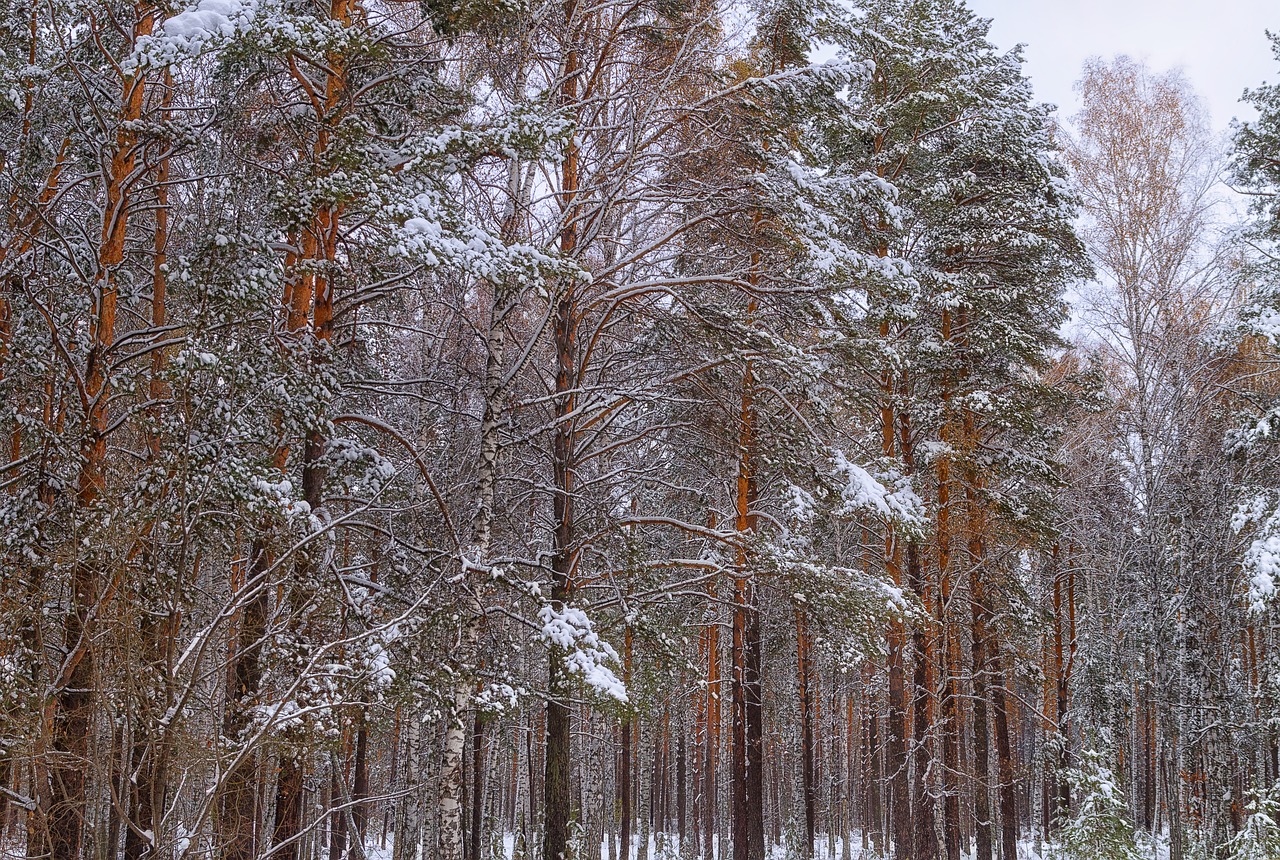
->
[3,0,1280,858]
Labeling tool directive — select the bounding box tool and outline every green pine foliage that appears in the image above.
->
[1225,785,1280,860]
[1061,751,1143,860]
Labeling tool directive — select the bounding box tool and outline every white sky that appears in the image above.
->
[967,0,1279,134]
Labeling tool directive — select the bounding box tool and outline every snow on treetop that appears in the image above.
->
[130,0,258,68]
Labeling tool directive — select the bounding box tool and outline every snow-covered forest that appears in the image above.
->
[3,0,1280,858]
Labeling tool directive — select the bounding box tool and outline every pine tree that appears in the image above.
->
[1061,751,1142,860]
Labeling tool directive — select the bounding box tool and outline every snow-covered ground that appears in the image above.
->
[0,829,1176,860]
[351,827,1173,860]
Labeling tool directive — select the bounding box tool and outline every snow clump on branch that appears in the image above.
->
[537,604,627,703]
[1233,491,1280,612]
[130,0,259,68]
[830,450,924,526]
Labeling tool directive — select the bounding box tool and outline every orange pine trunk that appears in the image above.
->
[51,11,154,858]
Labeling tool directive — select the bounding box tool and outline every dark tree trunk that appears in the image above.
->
[939,599,962,860]
[470,714,486,860]
[123,722,154,860]
[48,562,97,860]
[218,543,271,860]
[967,530,995,860]
[543,0,580,847]
[677,729,687,844]
[731,341,764,860]
[745,608,765,860]
[354,716,370,847]
[886,603,912,860]
[702,582,719,860]
[330,765,347,860]
[544,602,573,860]
[990,656,1018,860]
[621,717,632,860]
[274,756,305,860]
[866,707,882,854]
[797,613,816,858]
[907,544,939,860]
[543,316,576,860]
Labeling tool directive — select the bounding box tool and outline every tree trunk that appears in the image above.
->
[964,459,997,860]
[273,199,339,860]
[218,543,270,860]
[797,612,816,859]
[123,69,175,860]
[620,688,633,860]
[731,329,765,860]
[440,134,525,860]
[898,403,938,860]
[49,13,155,860]
[274,754,306,860]
[545,594,573,860]
[471,714,486,860]
[990,655,1018,860]
[865,699,882,855]
[542,2,581,854]
[354,716,370,850]
[621,713,632,860]
[702,575,720,860]
[936,438,962,860]
[878,342,912,860]
[908,543,939,860]
[330,764,348,860]
[677,726,687,846]
[745,621,764,860]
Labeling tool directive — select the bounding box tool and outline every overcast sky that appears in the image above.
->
[967,0,1279,134]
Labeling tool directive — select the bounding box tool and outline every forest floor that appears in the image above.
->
[355,829,1175,860]
[0,829,1178,860]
